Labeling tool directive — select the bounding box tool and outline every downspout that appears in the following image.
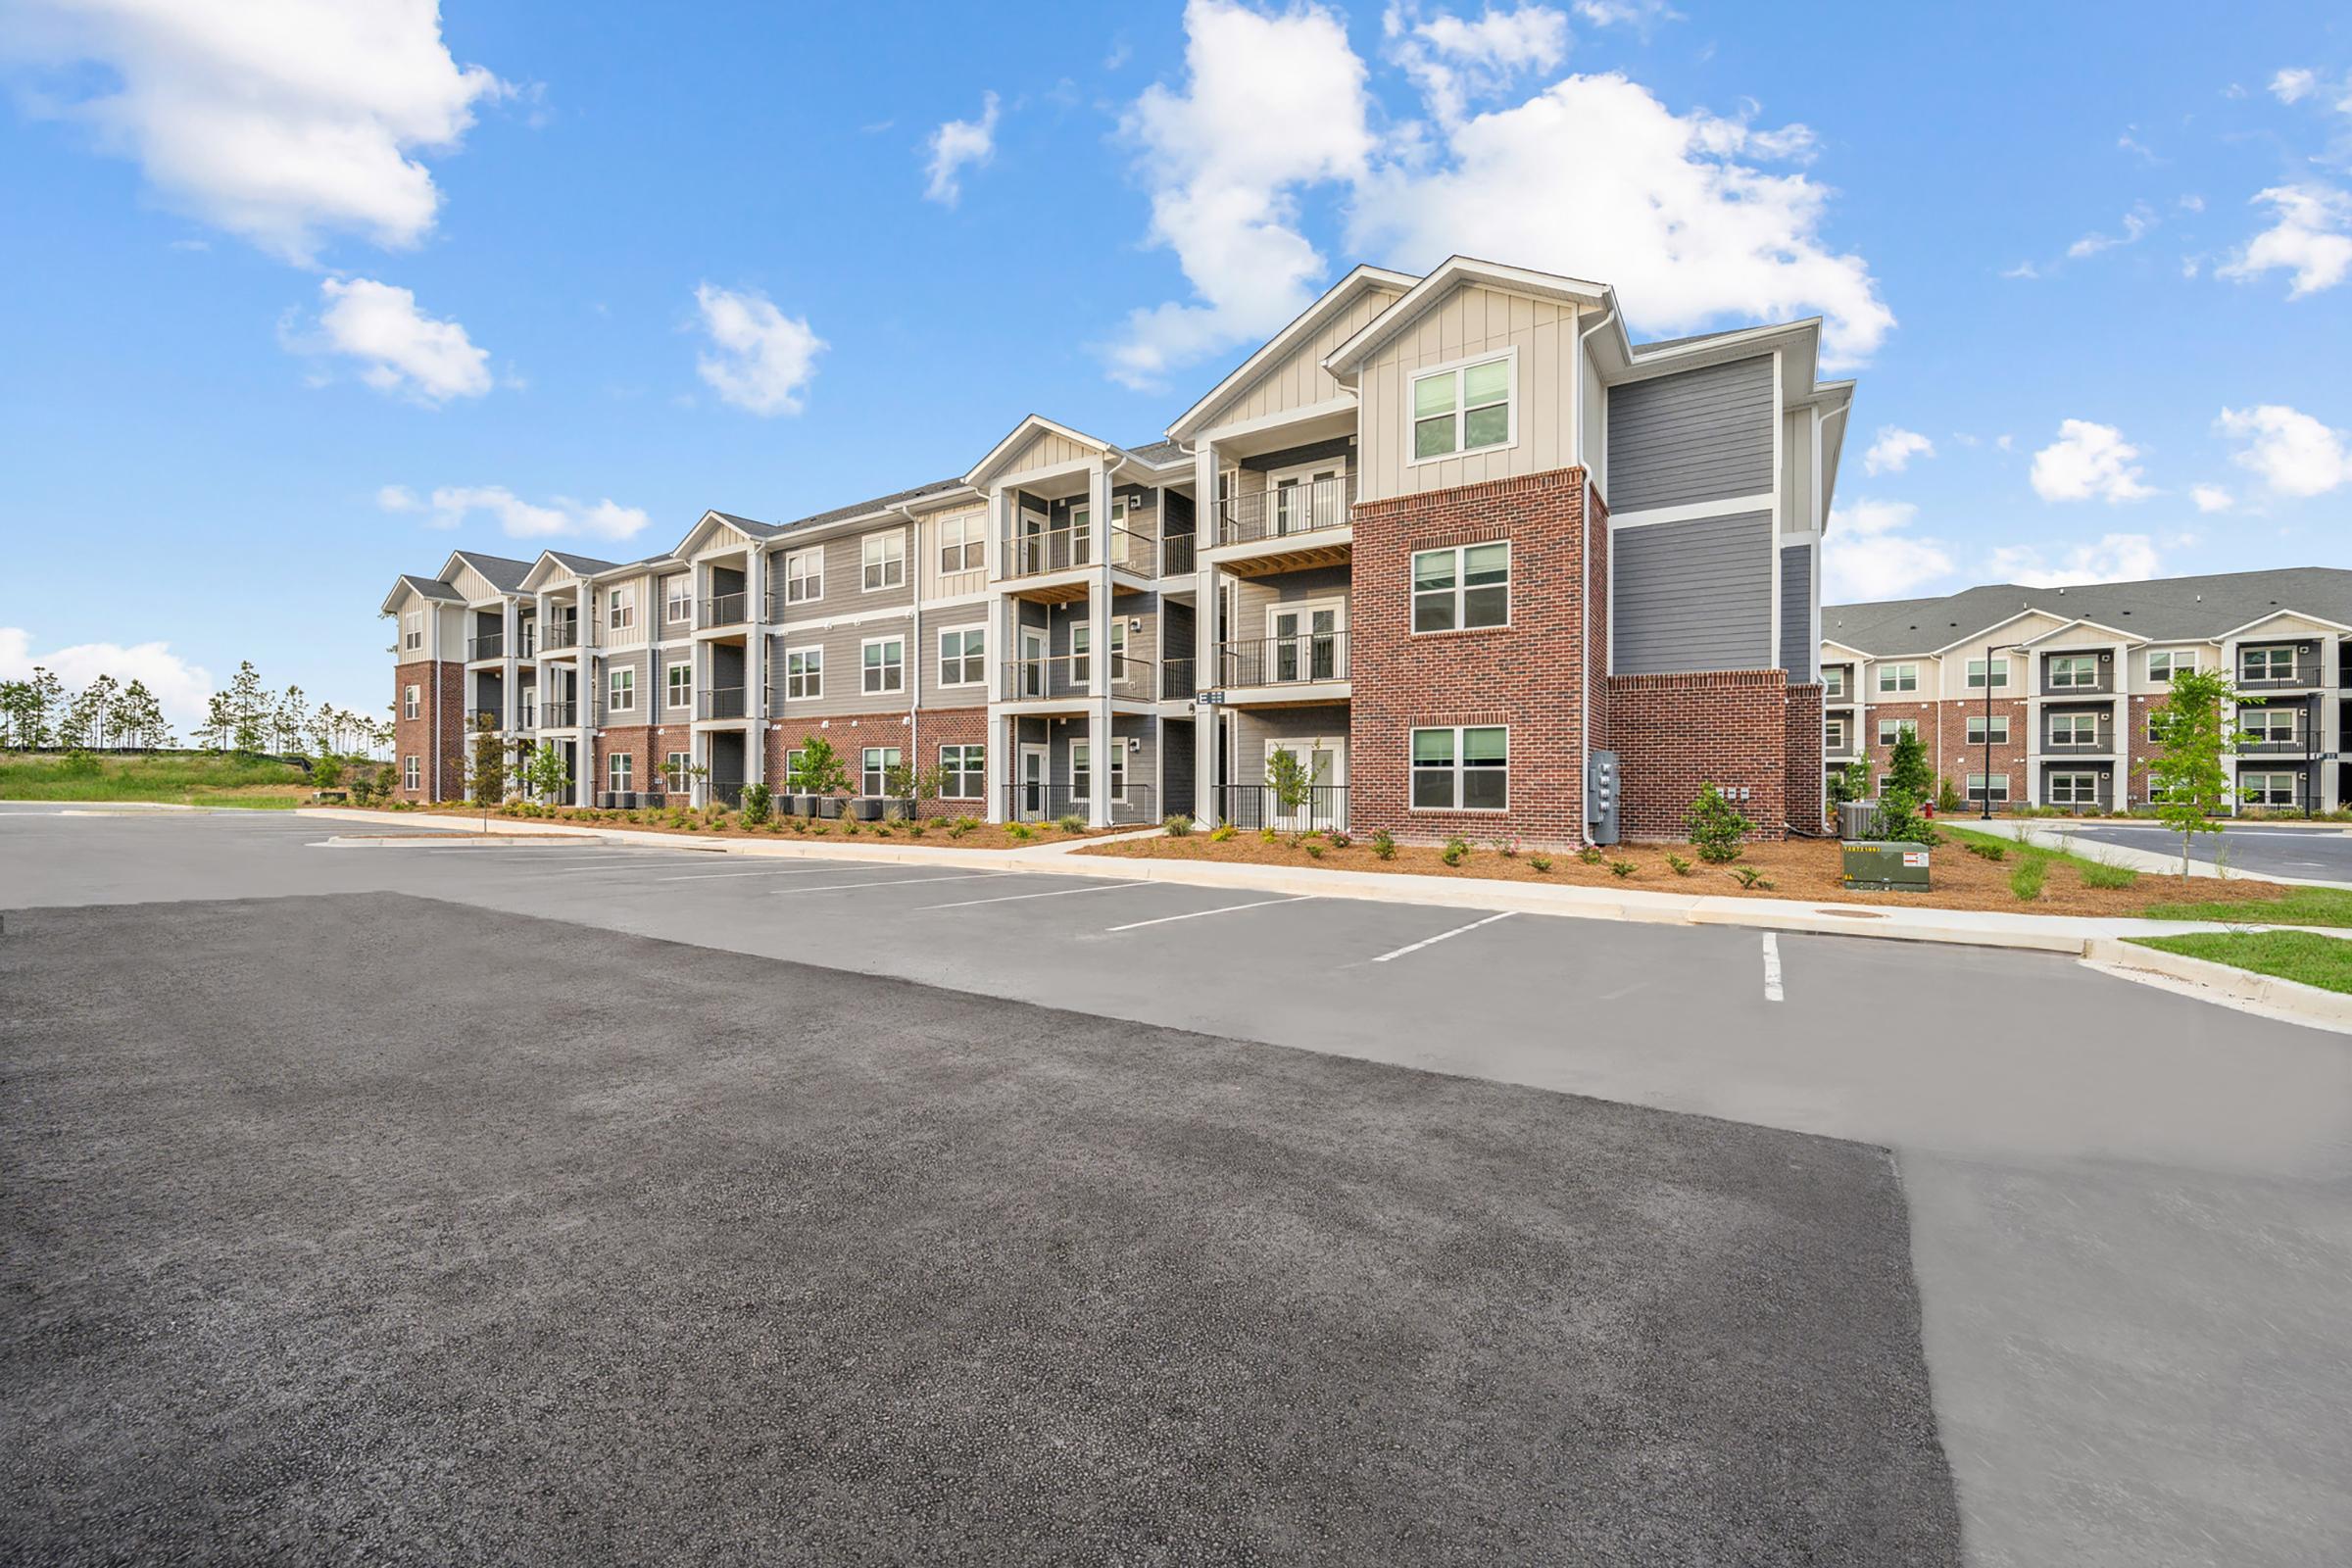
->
[1575,305,1618,846]
[895,506,924,805]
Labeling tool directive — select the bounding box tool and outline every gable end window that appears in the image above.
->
[1410,542,1510,633]
[1409,352,1513,462]
[1876,663,1918,694]
[861,531,906,592]
[607,587,635,632]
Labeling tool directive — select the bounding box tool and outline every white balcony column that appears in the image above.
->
[744,550,766,789]
[1087,462,1114,827]
[500,598,518,737]
[1193,437,1220,824]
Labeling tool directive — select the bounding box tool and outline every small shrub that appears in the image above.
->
[1440,841,1467,867]
[1687,783,1751,863]
[841,818,860,836]
[1056,814,1087,834]
[1529,854,1553,872]
[1259,826,1277,843]
[1328,831,1351,849]
[2009,859,2046,901]
[1303,843,1325,858]
[788,816,808,833]
[954,815,979,833]
[1732,866,1773,890]
[1209,822,1237,843]
[59,750,102,777]
[906,820,927,837]
[1163,813,1195,837]
[1609,859,1636,879]
[1370,829,1396,860]
[1665,852,1691,876]
[2082,860,2138,890]
[946,819,969,839]
[1494,837,1519,858]
[1006,821,1035,841]
[1936,774,1964,815]
[1577,845,1605,865]
[1961,838,2005,862]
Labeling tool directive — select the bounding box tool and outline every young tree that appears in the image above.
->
[30,667,64,748]
[273,685,308,755]
[226,662,269,754]
[200,690,232,750]
[115,679,170,749]
[522,741,572,805]
[2141,666,2243,878]
[787,734,850,798]
[1686,782,1753,863]
[57,682,105,749]
[467,712,509,811]
[882,759,941,820]
[0,680,32,749]
[1263,746,1324,836]
[1886,725,1933,802]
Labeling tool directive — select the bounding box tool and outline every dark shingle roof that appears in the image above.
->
[1825,567,2352,656]
[397,573,462,602]
[1125,438,1189,466]
[776,478,969,533]
[544,550,623,576]
[450,550,534,592]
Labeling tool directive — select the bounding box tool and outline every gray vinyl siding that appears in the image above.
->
[1779,543,1814,681]
[766,613,914,720]
[1604,355,1774,514]
[595,649,652,725]
[654,648,697,721]
[1612,511,1774,674]
[771,521,913,624]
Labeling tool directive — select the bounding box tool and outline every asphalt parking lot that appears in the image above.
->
[2051,819,2352,883]
[4,805,2350,1566]
[3,894,1959,1565]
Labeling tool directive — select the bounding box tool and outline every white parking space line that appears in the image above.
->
[653,864,884,882]
[917,881,1129,911]
[1366,910,1513,964]
[773,871,1020,896]
[1104,895,1316,933]
[1762,932,1785,1002]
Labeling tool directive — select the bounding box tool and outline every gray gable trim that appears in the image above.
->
[1824,567,2352,655]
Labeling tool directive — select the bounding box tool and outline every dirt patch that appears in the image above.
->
[343,804,1118,853]
[1078,831,2312,918]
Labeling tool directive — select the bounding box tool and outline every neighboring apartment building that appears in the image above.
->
[1820,567,2352,814]
[381,256,1853,845]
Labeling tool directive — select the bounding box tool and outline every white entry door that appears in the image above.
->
[1018,743,1049,819]
[1019,628,1047,699]
[1265,737,1345,831]
[1268,600,1345,683]
[1269,462,1345,536]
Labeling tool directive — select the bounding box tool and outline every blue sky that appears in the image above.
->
[2,0,2347,730]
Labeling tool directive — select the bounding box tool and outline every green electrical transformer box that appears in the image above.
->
[1842,841,1932,891]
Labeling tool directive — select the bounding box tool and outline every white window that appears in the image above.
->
[938,626,985,686]
[1966,714,2010,746]
[607,586,635,632]
[939,513,985,575]
[783,646,822,701]
[1823,666,1847,699]
[2146,711,2166,744]
[1825,716,1847,752]
[1410,725,1507,811]
[1070,739,1091,803]
[861,637,904,695]
[2048,771,2100,806]
[1966,773,2011,803]
[403,684,420,720]
[1877,663,1918,694]
[1108,744,1127,803]
[607,753,632,792]
[939,744,984,799]
[403,756,420,791]
[666,663,692,710]
[860,746,901,797]
[608,667,636,713]
[2240,646,2296,682]
[861,530,906,592]
[2238,770,2297,807]
[2147,650,2195,683]
[2241,706,2299,744]
[402,612,422,652]
[2048,711,2100,746]
[663,751,691,792]
[1108,620,1128,681]
[785,649,823,700]
[1411,542,1510,633]
[783,547,823,605]
[1409,352,1513,462]
[1965,658,2010,690]
[1071,623,1091,686]
[2046,654,2098,689]
[1877,717,1917,746]
[664,577,692,624]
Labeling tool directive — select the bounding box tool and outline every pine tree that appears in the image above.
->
[227,662,268,754]
[273,685,308,755]
[0,680,32,748]
[30,668,64,748]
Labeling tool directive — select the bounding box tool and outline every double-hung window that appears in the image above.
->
[607,667,636,714]
[2240,646,2295,683]
[1965,658,2009,690]
[2046,654,2097,690]
[861,637,904,695]
[1410,542,1509,633]
[402,612,422,652]
[2048,711,2099,746]
[939,514,985,575]
[861,746,901,798]
[1823,666,1846,699]
[607,754,632,792]
[861,531,906,592]
[938,627,985,686]
[1966,714,2010,746]
[403,685,420,720]
[2147,650,2194,683]
[403,756,420,791]
[783,647,822,701]
[664,577,692,626]
[1071,624,1091,686]
[2239,771,2296,807]
[783,547,822,605]
[939,744,984,799]
[665,663,692,711]
[1825,716,1847,752]
[663,751,691,792]
[1966,774,2011,804]
[2048,771,2099,806]
[2241,706,2298,744]
[1070,740,1092,803]
[1877,663,1918,695]
[1409,353,1512,462]
[608,587,635,633]
[1410,725,1507,810]
[1877,717,1917,746]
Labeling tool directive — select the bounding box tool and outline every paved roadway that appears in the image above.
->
[2049,819,2352,884]
[4,804,2348,1567]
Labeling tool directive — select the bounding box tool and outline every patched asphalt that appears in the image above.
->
[1,894,1959,1565]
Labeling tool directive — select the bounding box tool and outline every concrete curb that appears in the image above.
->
[1959,819,2352,890]
[2085,937,2352,1034]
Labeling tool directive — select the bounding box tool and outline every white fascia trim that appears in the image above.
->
[1199,393,1359,447]
[2020,616,2145,649]
[1923,608,2063,659]
[2212,608,2352,640]
[1169,266,1417,440]
[962,416,1120,488]
[1322,255,1607,382]
[761,606,916,637]
[1608,494,1777,530]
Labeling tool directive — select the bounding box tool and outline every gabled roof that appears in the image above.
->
[673,509,781,560]
[2212,607,2352,640]
[1321,256,1608,382]
[379,573,461,615]
[777,477,972,535]
[437,549,534,593]
[517,549,625,592]
[962,416,1122,488]
[1124,438,1190,467]
[2018,615,2144,650]
[1824,568,2352,656]
[1168,264,1419,439]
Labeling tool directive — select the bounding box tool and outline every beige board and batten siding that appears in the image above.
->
[996,427,1100,480]
[1200,285,1404,431]
[448,561,504,604]
[919,500,991,602]
[1354,283,1587,503]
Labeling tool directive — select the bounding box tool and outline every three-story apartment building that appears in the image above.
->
[383,256,1855,845]
[1820,567,2352,813]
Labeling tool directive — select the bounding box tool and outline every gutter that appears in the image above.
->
[1575,304,1618,847]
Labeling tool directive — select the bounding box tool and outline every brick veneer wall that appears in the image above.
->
[393,659,463,802]
[1934,695,2029,806]
[1349,466,1593,847]
[915,706,988,816]
[1785,683,1825,834]
[1859,699,1937,783]
[1586,485,1612,755]
[652,723,694,799]
[591,724,659,799]
[1605,670,1790,841]
[764,710,917,795]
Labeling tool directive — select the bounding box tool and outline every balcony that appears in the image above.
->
[1002,781,1158,826]
[539,699,578,727]
[1160,658,1196,701]
[1219,474,1355,547]
[465,707,503,732]
[1212,783,1348,833]
[2237,653,2323,692]
[1219,632,1348,692]
[1001,654,1158,704]
[466,632,505,661]
[1162,533,1197,577]
[698,593,749,630]
[2042,723,2115,755]
[2240,729,2312,757]
[1002,522,1158,582]
[542,623,579,652]
[698,686,747,720]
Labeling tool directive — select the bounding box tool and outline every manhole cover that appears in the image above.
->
[1812,907,1888,919]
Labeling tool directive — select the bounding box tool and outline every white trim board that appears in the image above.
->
[1607,495,1777,531]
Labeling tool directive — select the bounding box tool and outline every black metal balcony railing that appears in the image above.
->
[1002,782,1157,826]
[2042,726,2115,754]
[466,632,504,661]
[1162,533,1197,577]
[1220,632,1348,688]
[539,700,578,727]
[2240,729,2311,756]
[1161,658,1196,701]
[699,593,748,629]
[1002,522,1158,580]
[710,780,746,809]
[465,707,503,731]
[1220,473,1355,546]
[1212,783,1348,833]
[698,686,747,719]
[2237,655,2322,691]
[2039,665,2111,696]
[541,622,579,652]
[1001,654,1157,702]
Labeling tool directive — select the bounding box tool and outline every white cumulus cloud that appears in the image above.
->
[2190,483,2234,513]
[1823,498,1954,602]
[1988,533,2164,588]
[2270,67,2317,104]
[924,91,1000,206]
[692,283,824,416]
[2031,419,2154,504]
[0,626,217,735]
[292,276,491,403]
[380,484,651,541]
[1862,425,1933,476]
[2218,184,2352,298]
[4,0,508,265]
[2218,404,2352,497]
[1386,3,1570,127]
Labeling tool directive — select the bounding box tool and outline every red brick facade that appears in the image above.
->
[1785,683,1825,834]
[393,659,463,801]
[1349,467,1595,847]
[914,706,988,816]
[764,710,917,797]
[1605,670,1792,841]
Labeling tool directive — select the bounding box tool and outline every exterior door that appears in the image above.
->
[1019,628,1047,699]
[1270,462,1344,536]
[1265,738,1345,831]
[1018,744,1049,819]
[1269,601,1344,683]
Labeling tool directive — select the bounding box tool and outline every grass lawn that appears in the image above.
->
[2141,885,2352,929]
[2126,930,2352,996]
[0,751,315,807]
